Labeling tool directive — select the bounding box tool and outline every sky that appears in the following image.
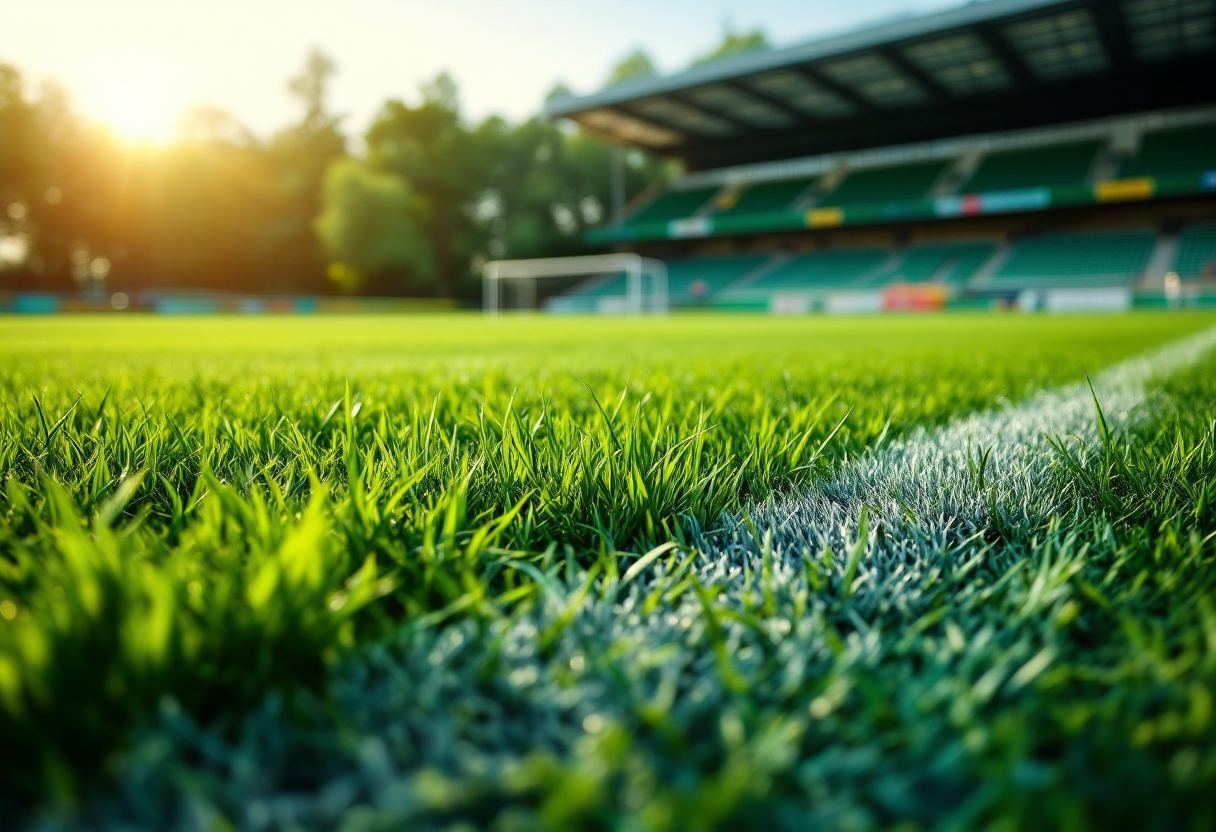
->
[0,0,965,142]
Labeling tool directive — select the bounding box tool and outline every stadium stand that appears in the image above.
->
[1174,223,1216,279]
[821,161,948,206]
[988,230,1156,289]
[1121,124,1216,179]
[725,248,889,293]
[543,273,627,313]
[713,178,816,216]
[860,241,996,285]
[546,254,771,311]
[538,0,1215,312]
[664,254,770,302]
[625,186,720,225]
[961,141,1101,193]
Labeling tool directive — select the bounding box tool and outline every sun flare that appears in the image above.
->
[88,66,179,144]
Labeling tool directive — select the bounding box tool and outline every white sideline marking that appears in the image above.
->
[712,325,1216,557]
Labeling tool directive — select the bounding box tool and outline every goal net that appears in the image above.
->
[482,253,668,315]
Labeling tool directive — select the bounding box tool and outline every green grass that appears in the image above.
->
[2,312,1215,830]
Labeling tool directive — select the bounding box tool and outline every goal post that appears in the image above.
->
[482,253,668,315]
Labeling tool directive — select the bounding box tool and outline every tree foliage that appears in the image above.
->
[691,26,770,66]
[314,158,434,292]
[0,52,668,299]
[316,74,668,297]
[606,48,658,86]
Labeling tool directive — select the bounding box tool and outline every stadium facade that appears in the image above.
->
[542,0,1216,313]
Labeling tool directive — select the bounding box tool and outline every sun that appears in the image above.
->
[88,66,179,144]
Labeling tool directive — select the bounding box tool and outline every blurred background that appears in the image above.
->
[0,0,953,305]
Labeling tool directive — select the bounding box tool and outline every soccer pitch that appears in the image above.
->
[3,312,1216,830]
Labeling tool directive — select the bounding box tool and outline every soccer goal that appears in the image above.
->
[482,253,668,315]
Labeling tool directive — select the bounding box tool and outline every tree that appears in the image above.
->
[357,74,484,298]
[288,48,339,134]
[420,72,459,113]
[691,26,769,67]
[314,158,433,293]
[470,116,668,263]
[8,49,672,300]
[0,66,128,290]
[3,50,351,296]
[265,48,347,292]
[606,49,657,86]
[0,65,39,193]
[121,139,282,292]
[177,106,255,147]
[545,82,573,104]
[0,66,40,280]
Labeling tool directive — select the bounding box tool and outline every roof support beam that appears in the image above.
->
[878,48,953,104]
[793,64,880,115]
[585,105,685,150]
[609,101,686,135]
[664,91,761,136]
[723,79,818,126]
[1089,0,1139,77]
[974,25,1043,98]
[610,100,744,144]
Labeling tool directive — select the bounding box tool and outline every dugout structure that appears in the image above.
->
[482,254,669,315]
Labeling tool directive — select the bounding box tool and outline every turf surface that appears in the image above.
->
[2,312,1215,830]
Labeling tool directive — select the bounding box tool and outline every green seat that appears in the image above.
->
[552,255,769,310]
[665,255,769,302]
[820,161,947,206]
[624,187,720,225]
[714,178,816,216]
[1174,223,1216,279]
[545,273,629,313]
[861,241,996,286]
[991,230,1155,288]
[962,141,1100,193]
[730,248,889,293]
[1122,125,1216,179]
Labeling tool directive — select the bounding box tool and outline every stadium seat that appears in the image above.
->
[544,273,628,313]
[1174,223,1216,279]
[859,240,996,286]
[712,178,816,216]
[1121,125,1216,179]
[819,161,948,206]
[664,254,770,303]
[722,248,889,298]
[548,255,771,311]
[623,186,721,225]
[961,141,1100,193]
[989,229,1156,288]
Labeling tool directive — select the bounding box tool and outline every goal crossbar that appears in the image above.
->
[483,253,667,315]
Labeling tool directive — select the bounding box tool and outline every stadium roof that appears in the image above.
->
[546,0,1216,170]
